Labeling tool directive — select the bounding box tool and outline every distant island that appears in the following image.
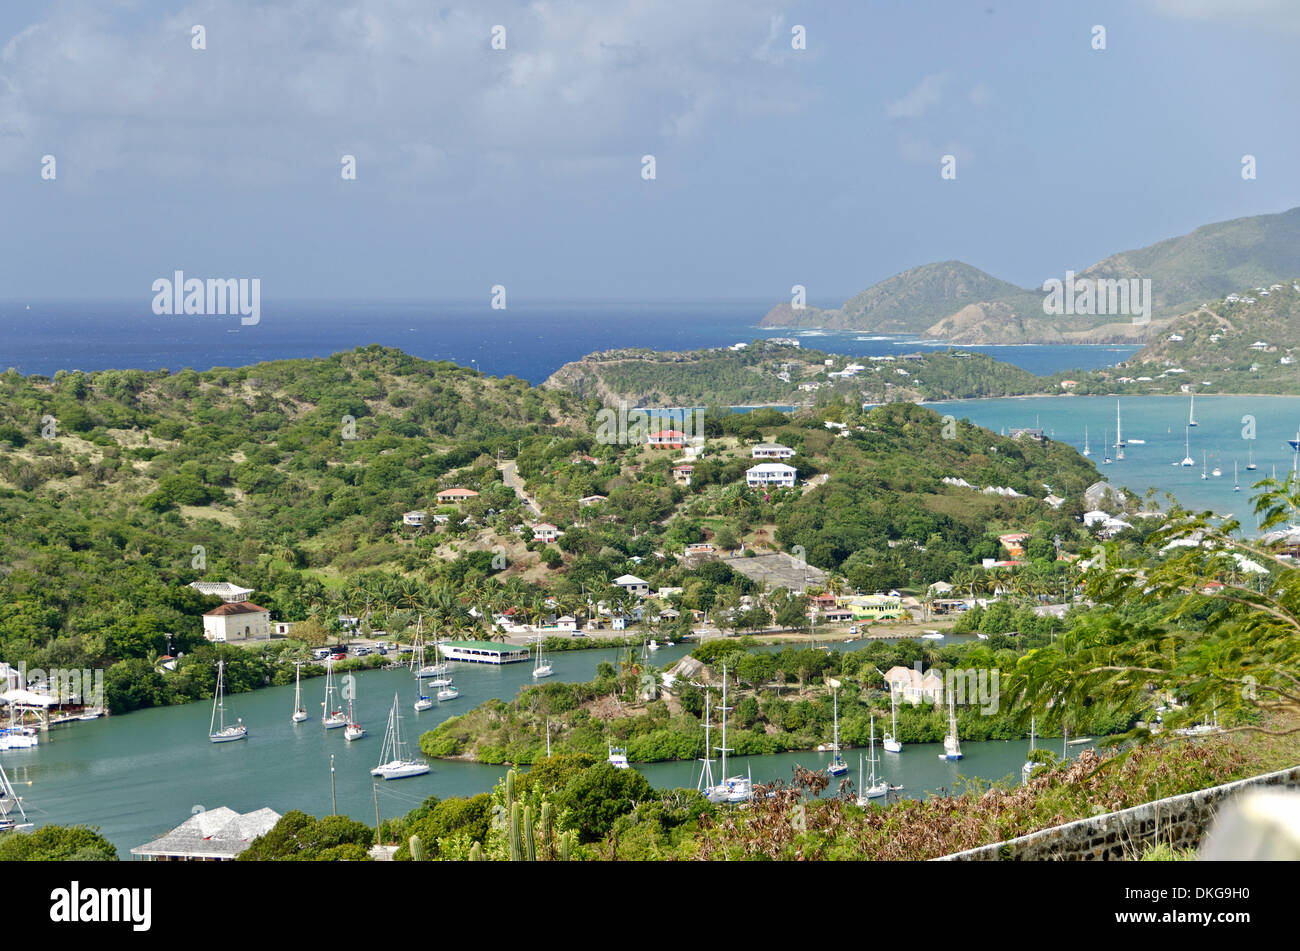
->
[759,206,1300,346]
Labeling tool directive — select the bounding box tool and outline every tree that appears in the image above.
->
[0,825,118,861]
[238,810,374,860]
[1006,481,1300,745]
[554,762,653,842]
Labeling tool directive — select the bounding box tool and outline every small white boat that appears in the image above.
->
[1022,716,1038,782]
[938,693,962,761]
[647,639,659,652]
[1180,427,1195,466]
[975,632,989,640]
[291,662,309,723]
[209,660,248,743]
[883,690,902,754]
[321,660,347,729]
[371,693,429,779]
[532,639,553,679]
[856,717,888,804]
[344,690,365,741]
[437,685,459,701]
[413,691,434,712]
[608,745,630,769]
[921,631,944,640]
[827,686,848,776]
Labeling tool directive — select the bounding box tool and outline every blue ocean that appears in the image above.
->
[0,300,1137,383]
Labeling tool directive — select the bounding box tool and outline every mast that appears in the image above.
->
[1115,400,1123,460]
[832,687,839,754]
[716,666,732,780]
[891,689,898,739]
[697,694,715,792]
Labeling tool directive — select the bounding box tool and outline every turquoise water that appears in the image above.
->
[926,394,1300,527]
[2,639,1071,857]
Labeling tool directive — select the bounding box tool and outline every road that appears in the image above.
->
[498,460,543,517]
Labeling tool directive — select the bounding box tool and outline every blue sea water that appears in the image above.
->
[0,300,1137,383]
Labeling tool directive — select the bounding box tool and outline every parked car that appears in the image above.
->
[311,648,331,660]
[353,646,371,656]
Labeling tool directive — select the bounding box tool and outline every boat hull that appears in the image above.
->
[371,761,429,780]
[209,728,248,743]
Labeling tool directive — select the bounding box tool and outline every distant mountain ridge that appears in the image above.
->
[760,207,1300,344]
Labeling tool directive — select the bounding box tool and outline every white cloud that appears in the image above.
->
[968,82,993,107]
[885,72,946,119]
[0,0,811,188]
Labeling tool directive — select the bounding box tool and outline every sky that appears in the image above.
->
[0,0,1297,305]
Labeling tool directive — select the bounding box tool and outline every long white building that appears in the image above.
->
[746,463,797,488]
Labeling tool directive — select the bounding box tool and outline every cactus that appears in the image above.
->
[557,829,574,862]
[469,842,484,861]
[509,801,523,862]
[505,768,516,808]
[540,800,554,860]
[409,834,426,862]
[523,805,536,861]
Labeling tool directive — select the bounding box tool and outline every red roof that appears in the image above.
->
[204,600,268,617]
[437,487,479,498]
[649,430,686,439]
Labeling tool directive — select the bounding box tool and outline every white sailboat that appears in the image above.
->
[208,660,248,743]
[1180,427,1195,466]
[436,669,459,702]
[0,760,33,833]
[883,689,902,753]
[1101,428,1111,465]
[1188,391,1197,427]
[532,637,553,679]
[321,660,347,729]
[607,745,630,769]
[413,675,434,711]
[291,662,309,723]
[938,692,962,760]
[827,685,848,776]
[708,666,752,803]
[344,684,365,742]
[1022,716,1038,781]
[1201,450,1209,480]
[1082,425,1091,457]
[857,715,888,803]
[1234,461,1241,492]
[371,693,429,779]
[1247,446,1257,471]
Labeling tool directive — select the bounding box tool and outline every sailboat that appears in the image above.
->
[1082,425,1091,457]
[883,689,902,753]
[344,685,365,742]
[1188,392,1197,427]
[291,662,309,723]
[436,669,459,702]
[208,660,248,743]
[1101,428,1111,465]
[1212,459,1222,477]
[856,716,888,803]
[1115,400,1124,460]
[0,760,33,833]
[697,694,717,795]
[413,673,434,712]
[1246,446,1257,471]
[532,637,553,679]
[938,692,962,760]
[1180,427,1195,467]
[321,660,347,729]
[1234,461,1241,492]
[371,692,429,779]
[1022,716,1038,781]
[827,686,848,776]
[708,667,753,803]
[1201,450,1209,480]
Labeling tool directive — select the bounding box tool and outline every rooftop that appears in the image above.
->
[130,806,281,860]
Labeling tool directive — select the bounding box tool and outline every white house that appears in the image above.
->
[751,443,796,460]
[883,666,943,705]
[203,601,272,643]
[613,574,650,598]
[746,463,797,488]
[1083,509,1111,528]
[403,511,426,527]
[532,523,564,543]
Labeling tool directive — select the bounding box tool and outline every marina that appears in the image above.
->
[0,642,1084,856]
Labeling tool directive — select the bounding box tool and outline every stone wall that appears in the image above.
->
[936,764,1300,861]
